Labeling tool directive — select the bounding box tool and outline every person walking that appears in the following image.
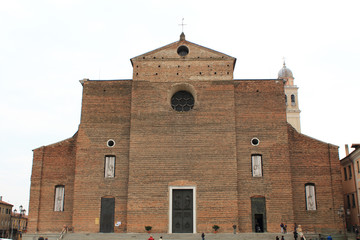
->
[201,232,205,240]
[293,230,298,240]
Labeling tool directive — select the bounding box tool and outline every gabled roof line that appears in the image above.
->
[130,38,236,67]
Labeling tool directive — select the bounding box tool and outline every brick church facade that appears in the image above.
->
[28,33,343,234]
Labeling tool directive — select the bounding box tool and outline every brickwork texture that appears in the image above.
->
[28,35,343,234]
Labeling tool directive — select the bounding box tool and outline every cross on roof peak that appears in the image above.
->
[179,18,187,33]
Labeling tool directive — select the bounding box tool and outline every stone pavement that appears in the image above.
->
[23,232,354,240]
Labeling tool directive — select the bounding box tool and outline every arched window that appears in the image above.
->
[54,185,65,211]
[291,94,296,106]
[251,154,263,177]
[305,183,316,210]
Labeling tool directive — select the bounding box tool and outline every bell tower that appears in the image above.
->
[278,61,301,132]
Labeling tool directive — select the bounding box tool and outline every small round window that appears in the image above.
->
[177,45,189,57]
[107,139,115,147]
[251,138,260,146]
[171,91,194,112]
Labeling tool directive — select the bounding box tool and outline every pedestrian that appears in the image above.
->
[294,230,298,240]
[280,223,284,234]
[233,224,236,234]
[327,235,332,240]
[148,235,154,240]
[297,225,306,240]
[201,232,205,240]
[281,236,285,240]
[159,236,163,240]
[276,236,280,240]
[284,224,287,234]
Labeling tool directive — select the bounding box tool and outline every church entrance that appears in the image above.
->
[100,197,115,233]
[251,197,266,232]
[172,189,193,233]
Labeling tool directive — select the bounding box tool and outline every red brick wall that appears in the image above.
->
[72,80,132,233]
[28,136,76,233]
[28,39,344,234]
[234,80,295,232]
[288,126,343,233]
[126,80,238,233]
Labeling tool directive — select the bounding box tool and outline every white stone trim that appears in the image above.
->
[168,186,196,233]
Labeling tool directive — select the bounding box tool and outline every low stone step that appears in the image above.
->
[23,232,353,240]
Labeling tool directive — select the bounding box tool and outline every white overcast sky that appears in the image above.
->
[0,0,359,211]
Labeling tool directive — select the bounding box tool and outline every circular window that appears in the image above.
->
[107,139,115,147]
[171,91,194,112]
[177,45,189,57]
[251,138,260,146]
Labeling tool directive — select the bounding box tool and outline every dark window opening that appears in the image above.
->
[107,140,115,147]
[291,94,296,105]
[352,194,356,208]
[171,91,194,112]
[177,46,189,57]
[251,138,260,146]
[349,165,352,179]
[344,167,348,180]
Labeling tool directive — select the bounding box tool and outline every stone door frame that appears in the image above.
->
[168,186,196,233]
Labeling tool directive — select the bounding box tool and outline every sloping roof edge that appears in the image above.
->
[32,131,78,151]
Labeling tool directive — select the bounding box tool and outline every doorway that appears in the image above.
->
[251,197,266,232]
[254,214,264,232]
[172,189,193,233]
[100,197,115,233]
